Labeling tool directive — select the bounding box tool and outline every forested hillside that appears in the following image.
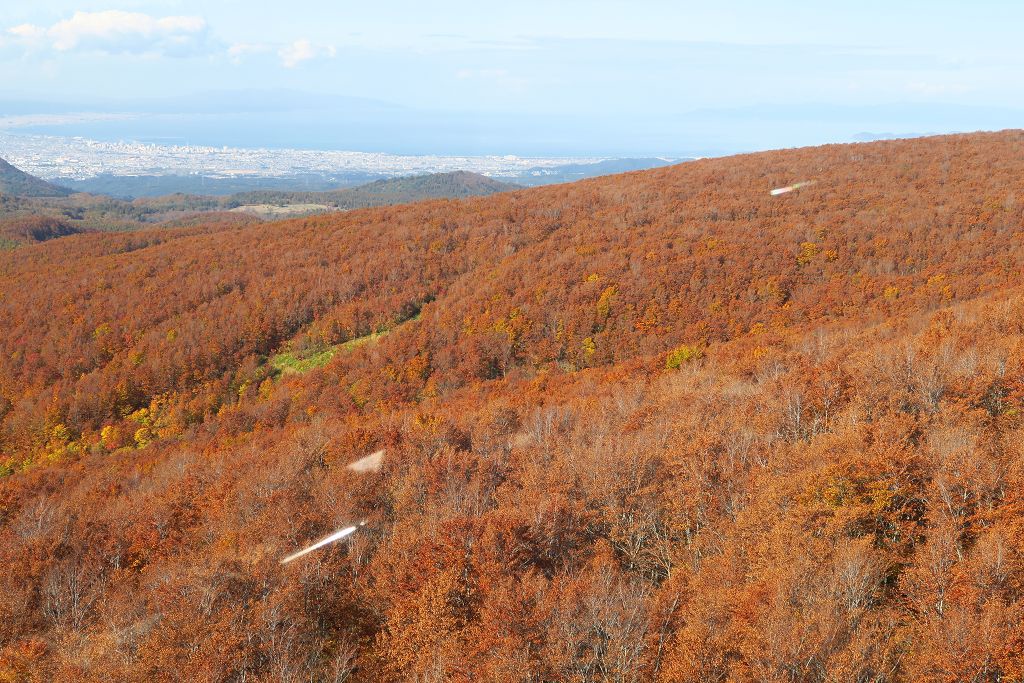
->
[225,170,521,208]
[0,158,71,198]
[0,168,517,245]
[1,131,1024,681]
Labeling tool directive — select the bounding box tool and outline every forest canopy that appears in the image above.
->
[1,131,1024,681]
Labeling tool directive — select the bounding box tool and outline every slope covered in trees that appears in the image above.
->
[225,170,521,208]
[0,170,519,244]
[0,215,88,248]
[0,158,71,198]
[1,131,1024,681]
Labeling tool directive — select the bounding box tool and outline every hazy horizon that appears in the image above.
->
[3,94,1023,159]
[2,1,1023,156]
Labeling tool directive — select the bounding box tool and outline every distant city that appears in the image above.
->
[0,131,683,196]
[0,132,611,181]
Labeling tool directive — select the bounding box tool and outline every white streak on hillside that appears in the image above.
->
[346,449,384,473]
[770,180,816,196]
[280,522,365,564]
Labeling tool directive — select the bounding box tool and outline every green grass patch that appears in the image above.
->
[269,329,391,376]
[268,309,422,378]
[270,346,338,375]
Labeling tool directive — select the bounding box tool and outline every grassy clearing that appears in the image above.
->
[269,329,390,376]
[229,203,333,219]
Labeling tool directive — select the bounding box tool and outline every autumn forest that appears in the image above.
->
[2,131,1024,681]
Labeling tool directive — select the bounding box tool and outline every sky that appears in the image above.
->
[1,1,1023,155]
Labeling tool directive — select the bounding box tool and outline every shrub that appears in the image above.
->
[666,343,703,369]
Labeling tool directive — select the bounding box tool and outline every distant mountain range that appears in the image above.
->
[0,153,683,248]
[129,171,524,219]
[54,173,354,198]
[0,159,523,246]
[226,171,521,208]
[52,158,677,198]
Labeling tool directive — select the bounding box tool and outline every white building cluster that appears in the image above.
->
[0,132,602,182]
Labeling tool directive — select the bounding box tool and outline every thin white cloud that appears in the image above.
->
[7,10,211,57]
[229,40,335,68]
[8,24,46,41]
[228,42,272,64]
[278,39,335,68]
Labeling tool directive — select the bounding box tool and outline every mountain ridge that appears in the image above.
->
[0,169,522,244]
[224,170,521,208]
[0,157,72,198]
